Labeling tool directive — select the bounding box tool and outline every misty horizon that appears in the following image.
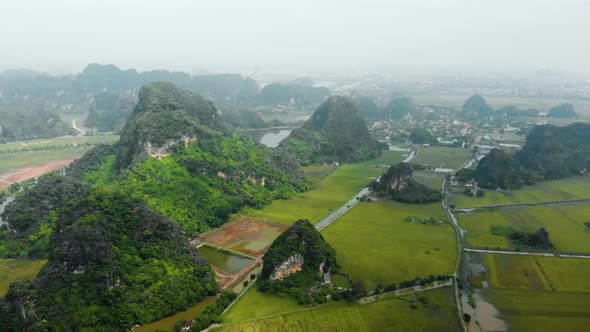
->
[1,0,589,76]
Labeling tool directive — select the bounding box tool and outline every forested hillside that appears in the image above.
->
[280,96,382,165]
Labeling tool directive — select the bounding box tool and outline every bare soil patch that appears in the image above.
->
[0,159,74,189]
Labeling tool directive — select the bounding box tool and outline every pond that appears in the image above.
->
[198,246,254,274]
[242,129,292,148]
[132,296,216,332]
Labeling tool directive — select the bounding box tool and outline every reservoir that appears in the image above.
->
[243,129,292,148]
[198,246,254,274]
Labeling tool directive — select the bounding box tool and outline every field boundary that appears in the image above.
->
[456,198,590,210]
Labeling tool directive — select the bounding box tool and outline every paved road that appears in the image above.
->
[456,198,590,210]
[464,248,590,259]
[72,119,85,137]
[358,279,453,305]
[315,144,420,232]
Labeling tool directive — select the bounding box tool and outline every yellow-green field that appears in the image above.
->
[457,202,590,252]
[322,201,456,289]
[223,286,304,324]
[0,135,119,152]
[301,164,334,178]
[359,150,407,165]
[0,259,47,295]
[0,148,91,174]
[217,287,460,332]
[413,146,471,169]
[414,172,446,189]
[477,253,590,331]
[451,175,590,208]
[240,164,384,225]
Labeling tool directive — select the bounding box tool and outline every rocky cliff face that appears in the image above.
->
[270,253,304,281]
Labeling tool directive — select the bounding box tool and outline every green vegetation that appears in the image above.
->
[0,135,119,153]
[371,163,442,204]
[478,253,590,331]
[0,189,217,331]
[241,164,383,225]
[0,259,46,295]
[0,173,88,258]
[451,175,590,208]
[0,107,74,143]
[216,288,460,332]
[259,220,337,304]
[190,292,238,331]
[221,109,268,129]
[413,146,471,169]
[73,83,306,235]
[547,103,577,118]
[352,95,384,120]
[384,96,415,120]
[410,128,436,144]
[322,201,456,289]
[133,296,216,332]
[223,286,304,323]
[457,94,494,121]
[0,148,90,174]
[414,172,445,189]
[473,148,524,189]
[280,96,382,165]
[472,123,590,189]
[84,92,135,132]
[457,202,590,252]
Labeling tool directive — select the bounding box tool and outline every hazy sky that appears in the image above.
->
[1,0,589,74]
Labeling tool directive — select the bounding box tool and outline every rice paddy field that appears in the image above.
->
[0,259,47,295]
[414,171,446,189]
[321,200,456,289]
[217,287,460,332]
[457,201,590,252]
[413,146,471,169]
[0,135,119,152]
[475,253,590,331]
[223,286,305,324]
[240,164,386,226]
[451,175,590,208]
[0,148,90,174]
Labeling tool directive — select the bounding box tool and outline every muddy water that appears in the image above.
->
[198,246,253,274]
[461,291,507,332]
[0,196,14,226]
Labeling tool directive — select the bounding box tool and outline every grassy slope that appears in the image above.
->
[217,288,460,332]
[480,253,590,331]
[0,259,47,295]
[452,176,590,208]
[241,151,405,226]
[457,202,590,252]
[322,201,456,289]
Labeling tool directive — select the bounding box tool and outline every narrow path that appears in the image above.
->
[456,198,590,210]
[441,154,475,332]
[463,248,590,259]
[72,119,85,137]
[315,144,420,232]
[358,279,452,305]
